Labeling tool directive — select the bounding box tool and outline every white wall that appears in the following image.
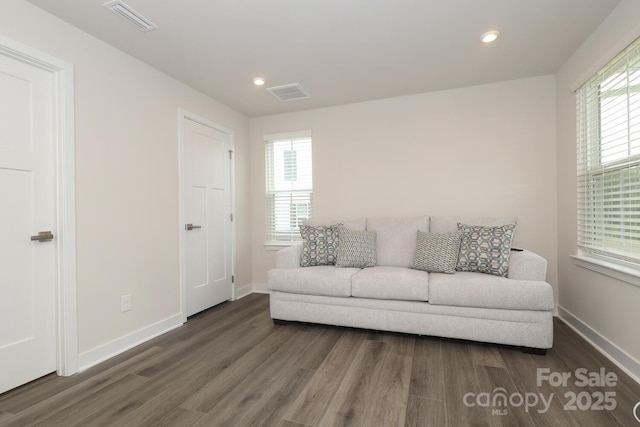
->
[250,76,558,292]
[556,0,640,367]
[0,0,251,361]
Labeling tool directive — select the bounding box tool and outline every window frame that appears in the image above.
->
[576,36,640,282]
[264,131,313,247]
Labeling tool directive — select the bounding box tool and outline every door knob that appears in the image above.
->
[185,223,202,231]
[31,231,54,242]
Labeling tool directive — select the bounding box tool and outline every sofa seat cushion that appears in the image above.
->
[428,272,553,311]
[351,266,429,302]
[267,266,358,297]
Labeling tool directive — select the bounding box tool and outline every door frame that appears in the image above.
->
[0,35,78,376]
[178,109,236,323]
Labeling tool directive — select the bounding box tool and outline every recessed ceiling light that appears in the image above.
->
[481,31,500,43]
[253,77,265,86]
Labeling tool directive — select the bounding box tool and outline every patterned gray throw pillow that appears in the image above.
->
[300,224,341,267]
[456,223,516,277]
[336,227,377,268]
[412,231,462,274]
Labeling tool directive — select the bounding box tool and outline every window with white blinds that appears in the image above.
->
[577,36,640,264]
[265,131,312,245]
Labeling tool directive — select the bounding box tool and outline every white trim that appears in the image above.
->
[0,35,78,377]
[570,22,640,92]
[572,255,640,288]
[264,243,296,251]
[557,305,640,384]
[177,109,236,322]
[77,314,183,372]
[263,130,312,141]
[234,283,254,300]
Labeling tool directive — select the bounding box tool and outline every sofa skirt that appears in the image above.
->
[269,291,553,349]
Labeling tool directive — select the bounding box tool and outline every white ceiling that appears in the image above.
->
[26,0,620,117]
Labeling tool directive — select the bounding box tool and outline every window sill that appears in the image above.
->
[264,243,296,251]
[571,255,640,288]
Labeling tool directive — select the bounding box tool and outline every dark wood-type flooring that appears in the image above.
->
[1,293,639,426]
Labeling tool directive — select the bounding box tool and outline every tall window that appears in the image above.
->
[577,37,640,264]
[265,131,312,245]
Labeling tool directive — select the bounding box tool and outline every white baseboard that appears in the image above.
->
[252,283,269,294]
[78,313,183,372]
[234,283,254,300]
[557,305,640,384]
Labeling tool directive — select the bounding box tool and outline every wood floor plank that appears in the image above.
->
[32,374,148,427]
[389,333,416,357]
[360,352,412,427]
[0,411,13,423]
[293,327,344,370]
[409,337,444,400]
[134,318,260,380]
[0,344,165,415]
[468,343,506,368]
[538,344,626,427]
[283,330,366,426]
[0,346,167,426]
[473,365,535,427]
[404,395,446,427]
[68,376,164,427]
[318,339,388,426]
[0,373,73,413]
[235,368,316,427]
[143,407,205,427]
[549,322,638,427]
[112,319,279,426]
[152,294,265,349]
[192,331,317,426]
[108,360,225,427]
[180,324,295,412]
[442,341,491,427]
[499,348,576,427]
[277,421,309,427]
[534,347,625,427]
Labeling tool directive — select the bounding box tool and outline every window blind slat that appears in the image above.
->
[577,36,640,263]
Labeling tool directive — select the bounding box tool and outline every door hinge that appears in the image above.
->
[230,213,234,222]
[232,275,235,283]
[229,150,233,159]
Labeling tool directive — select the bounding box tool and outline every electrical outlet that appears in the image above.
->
[121,294,132,312]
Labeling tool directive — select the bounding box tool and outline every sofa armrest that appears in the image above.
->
[275,244,303,268]
[508,250,548,281]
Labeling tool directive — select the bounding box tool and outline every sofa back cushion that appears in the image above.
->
[366,216,428,267]
[429,216,517,234]
[303,217,366,231]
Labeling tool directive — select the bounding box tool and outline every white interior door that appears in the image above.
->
[0,51,57,394]
[183,117,233,316]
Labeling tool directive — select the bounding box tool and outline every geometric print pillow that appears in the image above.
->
[456,223,516,277]
[300,224,342,267]
[335,227,377,268]
[412,230,462,274]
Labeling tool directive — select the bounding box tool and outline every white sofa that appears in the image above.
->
[267,216,554,352]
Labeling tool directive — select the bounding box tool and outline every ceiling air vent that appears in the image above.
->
[266,84,310,102]
[102,0,158,32]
